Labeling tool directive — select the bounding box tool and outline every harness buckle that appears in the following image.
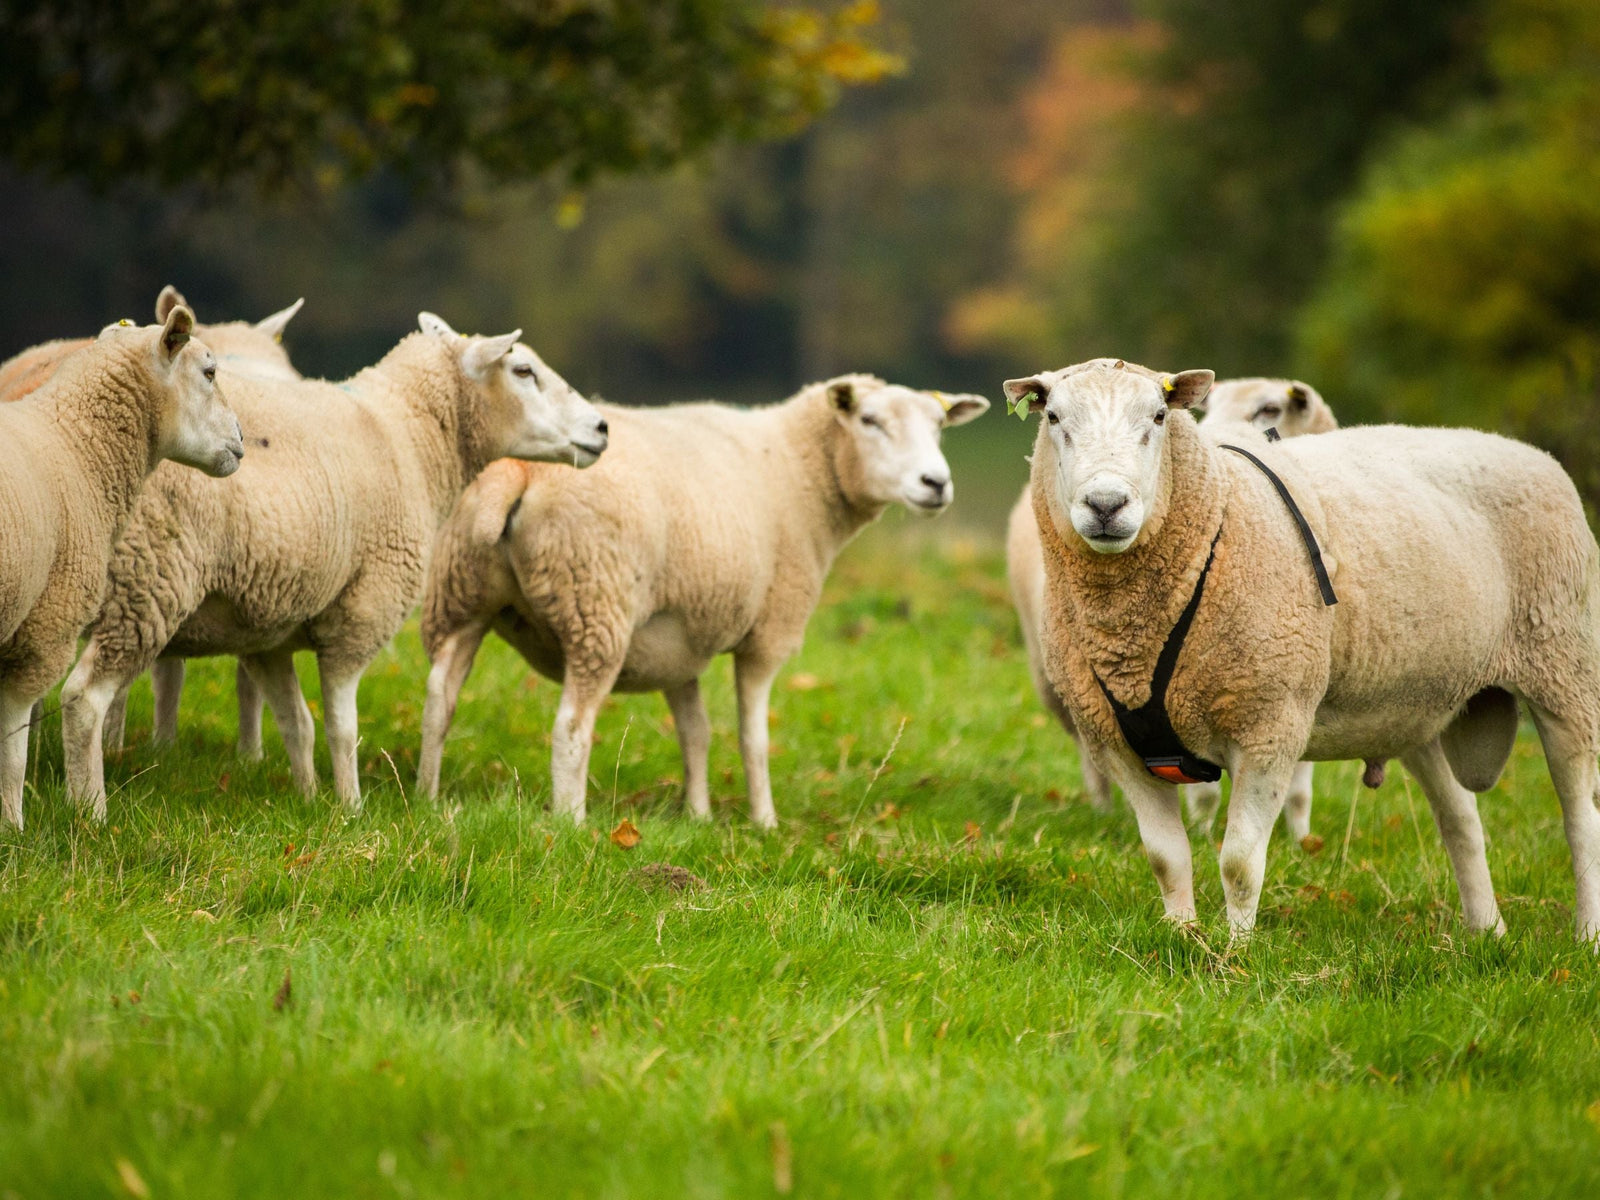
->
[1144,755,1223,785]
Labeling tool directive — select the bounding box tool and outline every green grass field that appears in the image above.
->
[3,524,1599,1199]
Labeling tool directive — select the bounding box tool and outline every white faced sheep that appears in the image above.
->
[1,286,307,756]
[0,308,244,828]
[114,287,308,757]
[1007,376,1338,827]
[0,285,303,403]
[416,376,989,826]
[59,314,608,818]
[1006,357,1600,943]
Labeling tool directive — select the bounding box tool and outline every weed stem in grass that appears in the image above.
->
[852,717,907,822]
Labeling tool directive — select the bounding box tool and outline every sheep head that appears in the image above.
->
[94,305,245,477]
[1199,377,1335,438]
[1004,358,1211,554]
[419,311,608,469]
[825,375,988,515]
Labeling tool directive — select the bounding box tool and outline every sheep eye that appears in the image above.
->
[860,413,881,430]
[1153,410,1165,426]
[1046,411,1059,425]
[1259,405,1281,419]
[203,366,216,382]
[512,364,535,379]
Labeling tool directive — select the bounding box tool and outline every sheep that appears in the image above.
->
[415,376,989,826]
[0,307,244,828]
[1007,376,1337,827]
[58,314,608,818]
[1004,356,1600,942]
[1199,377,1336,438]
[102,287,308,756]
[0,285,303,403]
[1,286,307,756]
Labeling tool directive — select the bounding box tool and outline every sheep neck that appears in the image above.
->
[355,334,475,523]
[773,390,886,573]
[1041,415,1226,706]
[44,351,164,525]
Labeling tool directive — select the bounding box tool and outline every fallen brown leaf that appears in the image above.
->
[610,818,642,849]
[1299,834,1325,855]
[963,821,982,844]
[786,673,824,692]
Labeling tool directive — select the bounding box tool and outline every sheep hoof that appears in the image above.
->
[1362,760,1386,789]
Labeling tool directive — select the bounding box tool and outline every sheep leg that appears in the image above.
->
[151,657,184,745]
[664,678,712,819]
[1218,762,1297,937]
[103,682,130,754]
[60,642,129,821]
[1526,703,1600,942]
[236,662,265,761]
[1111,765,1196,922]
[551,667,618,824]
[0,685,34,829]
[1185,780,1223,837]
[417,622,488,800]
[1076,736,1115,813]
[1283,761,1316,843]
[318,657,366,814]
[1399,739,1504,935]
[733,655,783,830]
[242,650,317,795]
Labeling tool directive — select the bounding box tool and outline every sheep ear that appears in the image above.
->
[255,297,304,341]
[1159,369,1213,410]
[418,311,459,340]
[828,380,857,413]
[463,330,522,378]
[1287,382,1309,412]
[937,392,989,427]
[1002,377,1049,419]
[160,304,195,362]
[155,285,188,323]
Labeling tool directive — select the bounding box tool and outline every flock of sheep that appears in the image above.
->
[3,290,1599,945]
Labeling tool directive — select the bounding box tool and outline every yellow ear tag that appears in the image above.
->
[118,318,133,327]
[1162,378,1175,395]
[933,390,951,414]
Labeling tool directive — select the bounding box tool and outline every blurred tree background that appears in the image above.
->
[2,0,1597,523]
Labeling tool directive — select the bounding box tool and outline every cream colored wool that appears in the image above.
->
[0,286,303,403]
[416,376,988,826]
[1007,357,1600,943]
[1006,376,1337,826]
[94,287,309,756]
[0,309,244,828]
[1200,377,1336,437]
[59,316,608,817]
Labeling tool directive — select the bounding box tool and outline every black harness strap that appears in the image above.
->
[1091,440,1338,786]
[1219,442,1339,606]
[1094,528,1225,785]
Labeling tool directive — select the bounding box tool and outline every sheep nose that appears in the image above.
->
[1084,488,1128,522]
[596,418,609,435]
[920,473,949,496]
